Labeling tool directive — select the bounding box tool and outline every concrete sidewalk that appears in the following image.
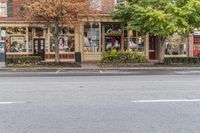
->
[1,62,200,72]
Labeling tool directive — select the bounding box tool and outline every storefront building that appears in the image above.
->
[0,0,196,63]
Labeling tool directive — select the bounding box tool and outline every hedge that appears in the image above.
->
[164,57,200,64]
[7,56,42,64]
[101,49,148,64]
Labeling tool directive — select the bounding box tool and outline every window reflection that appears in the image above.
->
[84,23,100,52]
[129,31,144,52]
[50,27,75,52]
[165,33,187,55]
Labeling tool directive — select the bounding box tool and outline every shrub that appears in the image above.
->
[101,49,148,64]
[164,57,200,64]
[7,56,42,64]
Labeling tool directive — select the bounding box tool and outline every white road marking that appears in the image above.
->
[0,102,25,105]
[99,70,103,73]
[131,99,200,103]
[175,71,200,74]
[55,70,61,73]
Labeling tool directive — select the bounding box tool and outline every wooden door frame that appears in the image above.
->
[33,38,45,60]
[149,36,157,60]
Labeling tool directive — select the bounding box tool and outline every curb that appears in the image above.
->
[1,67,200,72]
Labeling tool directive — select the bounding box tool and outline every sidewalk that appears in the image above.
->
[1,62,200,72]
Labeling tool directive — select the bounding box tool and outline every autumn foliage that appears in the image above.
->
[25,0,89,24]
[24,0,89,62]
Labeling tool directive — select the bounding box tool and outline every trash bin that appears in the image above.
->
[75,52,81,63]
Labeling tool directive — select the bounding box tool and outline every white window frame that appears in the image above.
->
[0,2,7,17]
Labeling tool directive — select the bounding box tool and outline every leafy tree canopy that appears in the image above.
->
[112,0,200,38]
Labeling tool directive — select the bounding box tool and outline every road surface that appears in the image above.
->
[0,72,200,133]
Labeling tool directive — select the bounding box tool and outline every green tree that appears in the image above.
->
[112,0,200,62]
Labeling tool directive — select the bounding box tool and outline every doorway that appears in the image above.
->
[33,38,45,60]
[149,36,157,60]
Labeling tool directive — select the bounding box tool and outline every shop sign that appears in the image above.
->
[29,24,46,28]
[0,30,6,37]
[193,31,200,36]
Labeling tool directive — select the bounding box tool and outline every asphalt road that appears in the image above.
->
[1,73,200,133]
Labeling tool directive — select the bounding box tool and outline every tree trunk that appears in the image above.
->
[54,23,60,63]
[158,37,165,63]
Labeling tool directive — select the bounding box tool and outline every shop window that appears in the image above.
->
[105,24,122,36]
[28,28,33,52]
[105,36,121,51]
[7,27,13,34]
[60,27,74,35]
[58,35,75,52]
[35,28,43,37]
[92,23,100,52]
[129,31,144,52]
[2,27,26,35]
[1,27,27,52]
[84,23,91,52]
[50,27,75,52]
[193,35,200,57]
[14,27,26,34]
[104,23,122,51]
[105,24,112,33]
[165,33,187,55]
[50,36,55,52]
[84,23,100,52]
[10,36,26,52]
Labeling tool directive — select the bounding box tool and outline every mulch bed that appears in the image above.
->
[7,62,81,68]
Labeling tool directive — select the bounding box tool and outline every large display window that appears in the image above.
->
[84,23,100,52]
[104,23,122,51]
[165,33,187,55]
[129,31,144,52]
[28,27,33,52]
[1,27,27,52]
[10,36,26,52]
[50,27,75,52]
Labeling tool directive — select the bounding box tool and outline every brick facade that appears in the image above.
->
[0,0,116,21]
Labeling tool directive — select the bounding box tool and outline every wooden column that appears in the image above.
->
[90,23,93,51]
[99,22,102,52]
[47,27,51,52]
[145,34,149,58]
[75,23,80,52]
[188,33,193,57]
[102,24,105,52]
[26,26,29,53]
[121,29,124,50]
